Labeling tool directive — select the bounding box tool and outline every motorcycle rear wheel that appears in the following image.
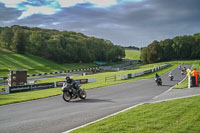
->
[63,91,71,102]
[79,89,87,99]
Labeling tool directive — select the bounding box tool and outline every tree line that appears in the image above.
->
[140,33,200,64]
[123,46,140,50]
[0,25,125,63]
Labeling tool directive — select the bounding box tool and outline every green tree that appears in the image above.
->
[146,40,160,63]
[140,47,148,64]
[12,28,26,53]
[0,27,13,49]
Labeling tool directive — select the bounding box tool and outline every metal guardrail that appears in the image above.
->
[0,78,97,94]
[0,67,100,80]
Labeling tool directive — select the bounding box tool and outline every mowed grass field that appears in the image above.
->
[0,53,97,77]
[125,49,141,60]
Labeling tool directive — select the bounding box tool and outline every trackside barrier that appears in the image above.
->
[106,64,170,81]
[1,78,96,94]
[0,87,9,94]
[9,83,55,93]
[88,78,97,83]
[0,67,100,80]
[116,74,122,80]
[124,64,170,80]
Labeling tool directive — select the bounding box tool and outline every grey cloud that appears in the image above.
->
[0,4,21,25]
[0,0,200,47]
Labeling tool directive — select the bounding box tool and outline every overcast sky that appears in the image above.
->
[0,0,200,47]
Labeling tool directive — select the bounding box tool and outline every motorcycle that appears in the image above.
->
[168,75,174,81]
[155,77,162,86]
[62,82,87,102]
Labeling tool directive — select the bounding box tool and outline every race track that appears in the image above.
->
[0,65,191,133]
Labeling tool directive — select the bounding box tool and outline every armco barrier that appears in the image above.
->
[55,78,96,87]
[0,87,9,94]
[0,67,100,79]
[1,78,97,94]
[88,78,97,83]
[9,83,55,93]
[123,64,170,80]
[143,70,152,74]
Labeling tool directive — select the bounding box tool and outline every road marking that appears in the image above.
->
[150,94,200,104]
[63,103,145,133]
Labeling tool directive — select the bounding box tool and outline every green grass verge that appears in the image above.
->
[71,95,200,133]
[125,49,141,60]
[0,88,62,106]
[0,53,97,77]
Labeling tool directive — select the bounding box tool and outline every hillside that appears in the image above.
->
[0,25,125,64]
[0,53,97,77]
[125,49,141,60]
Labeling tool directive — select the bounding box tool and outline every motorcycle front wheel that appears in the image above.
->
[63,91,71,102]
[79,89,87,99]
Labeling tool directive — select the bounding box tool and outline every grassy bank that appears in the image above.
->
[71,95,200,133]
[125,49,140,60]
[0,54,97,77]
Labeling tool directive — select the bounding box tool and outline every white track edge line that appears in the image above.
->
[150,94,200,104]
[63,103,145,133]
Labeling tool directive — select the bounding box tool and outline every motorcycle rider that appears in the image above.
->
[168,71,173,77]
[168,71,174,80]
[65,75,78,90]
[155,73,160,79]
[179,65,181,70]
[155,73,162,83]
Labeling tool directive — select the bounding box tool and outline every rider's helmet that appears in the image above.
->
[65,75,70,81]
[155,73,159,77]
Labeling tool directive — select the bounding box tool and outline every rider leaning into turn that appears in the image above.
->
[155,73,160,79]
[65,75,78,90]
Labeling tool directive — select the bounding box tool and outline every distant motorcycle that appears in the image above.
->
[181,70,184,75]
[169,75,174,81]
[62,82,87,102]
[155,77,162,86]
[168,75,174,81]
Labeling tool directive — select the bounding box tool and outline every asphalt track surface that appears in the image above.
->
[0,65,191,133]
